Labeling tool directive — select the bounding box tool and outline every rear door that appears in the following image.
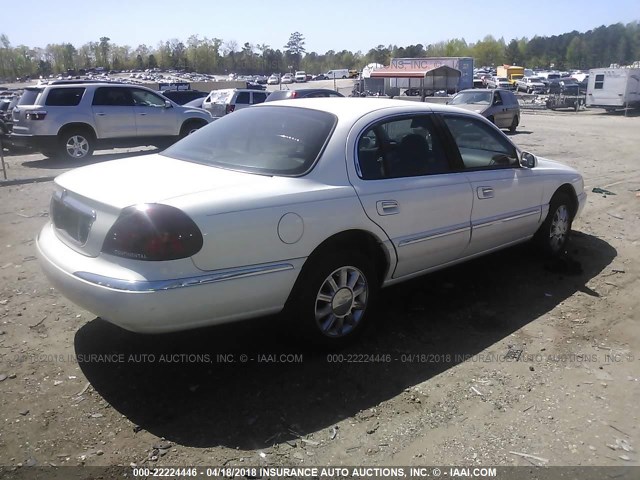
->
[348,113,473,278]
[91,87,136,138]
[233,91,251,112]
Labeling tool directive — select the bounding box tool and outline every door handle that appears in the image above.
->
[376,200,399,215]
[138,113,147,116]
[95,112,106,116]
[477,186,494,199]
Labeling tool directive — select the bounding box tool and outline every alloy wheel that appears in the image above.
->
[314,266,368,338]
[549,205,570,253]
[65,135,90,158]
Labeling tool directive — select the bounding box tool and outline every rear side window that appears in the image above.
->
[235,92,250,104]
[92,87,134,106]
[17,89,42,106]
[45,88,85,106]
[252,92,267,104]
[595,74,605,89]
[357,115,450,179]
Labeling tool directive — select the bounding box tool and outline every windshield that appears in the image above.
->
[450,91,491,105]
[162,106,336,176]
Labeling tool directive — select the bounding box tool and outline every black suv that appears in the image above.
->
[159,89,208,105]
[265,89,344,102]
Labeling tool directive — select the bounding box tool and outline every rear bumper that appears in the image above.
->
[8,133,58,151]
[36,222,303,333]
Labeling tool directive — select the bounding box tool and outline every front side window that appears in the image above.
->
[130,89,166,107]
[442,115,518,169]
[357,115,450,180]
[252,92,267,104]
[162,106,336,176]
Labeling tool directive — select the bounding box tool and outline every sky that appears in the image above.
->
[1,0,638,53]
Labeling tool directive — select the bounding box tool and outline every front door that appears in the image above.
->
[441,114,543,255]
[130,88,177,136]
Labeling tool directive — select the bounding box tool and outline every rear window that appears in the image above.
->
[17,89,42,106]
[45,87,85,106]
[162,106,336,176]
[208,90,232,103]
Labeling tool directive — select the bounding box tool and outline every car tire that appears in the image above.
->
[58,128,94,160]
[286,250,378,348]
[509,115,519,132]
[180,120,206,138]
[534,192,574,256]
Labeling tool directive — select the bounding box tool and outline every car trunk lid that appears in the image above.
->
[51,154,276,257]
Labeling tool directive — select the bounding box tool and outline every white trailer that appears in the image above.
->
[586,67,640,110]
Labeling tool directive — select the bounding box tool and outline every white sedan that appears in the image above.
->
[37,99,586,347]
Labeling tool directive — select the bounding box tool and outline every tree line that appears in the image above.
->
[1,22,639,80]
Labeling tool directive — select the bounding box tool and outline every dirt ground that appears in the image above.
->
[0,108,638,473]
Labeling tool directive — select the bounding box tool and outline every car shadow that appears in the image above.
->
[20,148,161,169]
[506,130,533,136]
[74,232,616,449]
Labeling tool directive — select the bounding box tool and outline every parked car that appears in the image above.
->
[294,71,307,83]
[0,96,19,135]
[183,97,205,109]
[202,88,268,118]
[515,76,547,94]
[10,83,212,160]
[281,73,294,84]
[265,89,344,101]
[546,79,584,111]
[485,76,512,89]
[159,89,208,105]
[267,74,280,85]
[37,98,585,347]
[448,89,520,132]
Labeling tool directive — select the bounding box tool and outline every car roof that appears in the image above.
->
[254,97,484,121]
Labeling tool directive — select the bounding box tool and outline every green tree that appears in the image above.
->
[284,32,306,70]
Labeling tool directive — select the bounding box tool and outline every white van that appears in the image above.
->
[323,69,349,79]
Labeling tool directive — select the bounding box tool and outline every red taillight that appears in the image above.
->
[26,110,47,120]
[226,104,236,114]
[290,91,298,98]
[102,204,203,261]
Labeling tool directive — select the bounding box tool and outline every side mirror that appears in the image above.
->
[164,100,173,108]
[520,151,537,168]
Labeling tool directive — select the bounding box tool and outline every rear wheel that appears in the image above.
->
[509,115,519,132]
[285,250,377,348]
[58,128,94,160]
[534,192,574,256]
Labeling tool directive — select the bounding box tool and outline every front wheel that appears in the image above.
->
[534,192,574,256]
[286,251,377,348]
[180,120,206,138]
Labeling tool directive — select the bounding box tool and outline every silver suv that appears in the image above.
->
[10,83,212,160]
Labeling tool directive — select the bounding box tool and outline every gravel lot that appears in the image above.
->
[0,108,638,471]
